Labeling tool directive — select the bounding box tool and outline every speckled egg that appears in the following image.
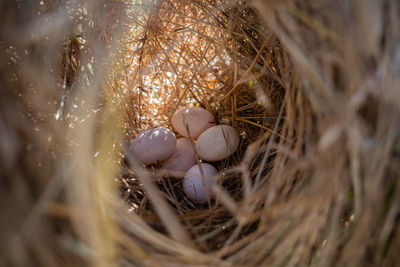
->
[129,127,176,165]
[182,163,218,202]
[195,125,239,161]
[171,107,216,139]
[163,138,196,178]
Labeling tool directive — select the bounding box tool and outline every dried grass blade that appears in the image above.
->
[123,142,195,248]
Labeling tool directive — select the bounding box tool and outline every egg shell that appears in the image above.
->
[196,125,239,161]
[183,163,218,202]
[171,107,216,139]
[163,138,196,178]
[129,127,176,165]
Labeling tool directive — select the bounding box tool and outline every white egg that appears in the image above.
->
[183,163,218,202]
[171,107,216,139]
[129,127,176,165]
[196,125,239,161]
[163,138,196,178]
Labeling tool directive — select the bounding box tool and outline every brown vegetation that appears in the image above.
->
[1,0,399,266]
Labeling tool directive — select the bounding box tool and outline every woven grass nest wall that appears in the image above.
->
[1,0,400,266]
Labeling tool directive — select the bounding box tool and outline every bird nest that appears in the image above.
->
[1,0,400,266]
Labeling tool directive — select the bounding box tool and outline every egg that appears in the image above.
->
[183,163,218,202]
[195,125,239,161]
[171,107,216,139]
[129,127,176,165]
[163,138,196,178]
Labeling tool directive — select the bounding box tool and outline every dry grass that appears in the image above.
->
[1,0,400,266]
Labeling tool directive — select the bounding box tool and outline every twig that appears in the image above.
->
[253,100,285,189]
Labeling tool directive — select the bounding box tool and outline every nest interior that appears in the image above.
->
[1,0,400,267]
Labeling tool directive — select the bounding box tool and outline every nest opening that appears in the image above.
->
[114,0,286,251]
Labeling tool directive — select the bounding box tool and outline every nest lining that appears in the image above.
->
[114,0,286,252]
